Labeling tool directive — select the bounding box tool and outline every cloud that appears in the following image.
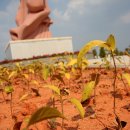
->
[120,11,130,24]
[53,0,105,21]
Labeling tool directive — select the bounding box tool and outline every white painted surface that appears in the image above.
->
[5,37,73,60]
[87,55,130,68]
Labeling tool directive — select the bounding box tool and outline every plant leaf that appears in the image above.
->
[67,59,77,67]
[27,106,65,128]
[42,65,50,80]
[45,85,60,95]
[81,81,95,102]
[105,34,116,51]
[19,94,30,101]
[122,73,130,86]
[8,71,17,79]
[22,74,29,80]
[77,40,110,67]
[65,73,71,80]
[4,86,14,94]
[70,98,85,119]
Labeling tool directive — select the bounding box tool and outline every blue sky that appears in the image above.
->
[0,0,130,60]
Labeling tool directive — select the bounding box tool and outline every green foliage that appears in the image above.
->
[92,49,97,58]
[99,47,106,58]
[4,86,14,94]
[81,81,95,103]
[27,106,65,128]
[70,98,85,119]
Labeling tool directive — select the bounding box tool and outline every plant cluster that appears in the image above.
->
[0,34,130,130]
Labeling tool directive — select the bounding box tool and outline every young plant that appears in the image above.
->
[77,34,124,129]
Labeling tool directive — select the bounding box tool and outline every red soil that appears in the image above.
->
[0,68,130,130]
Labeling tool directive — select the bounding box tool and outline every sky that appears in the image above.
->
[0,0,130,60]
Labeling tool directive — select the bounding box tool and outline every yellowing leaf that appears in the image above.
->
[19,94,30,101]
[67,59,77,67]
[81,81,95,102]
[70,98,85,119]
[77,40,110,67]
[8,71,17,79]
[42,65,50,80]
[29,68,34,74]
[123,73,130,86]
[30,80,39,86]
[45,85,60,95]
[106,34,116,51]
[65,73,71,80]
[27,106,65,128]
[23,74,29,79]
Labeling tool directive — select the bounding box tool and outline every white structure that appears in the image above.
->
[5,37,73,60]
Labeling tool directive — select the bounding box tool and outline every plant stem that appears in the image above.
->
[111,51,117,115]
[60,95,64,130]
[94,73,98,106]
[10,93,13,118]
[111,51,122,130]
[2,91,6,101]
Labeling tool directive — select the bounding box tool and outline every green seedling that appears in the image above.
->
[4,85,14,117]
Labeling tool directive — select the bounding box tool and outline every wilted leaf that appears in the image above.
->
[4,86,14,94]
[122,73,130,86]
[70,98,85,119]
[27,106,65,128]
[81,81,95,103]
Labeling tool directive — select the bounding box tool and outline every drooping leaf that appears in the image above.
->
[70,98,85,119]
[4,86,14,94]
[77,40,110,67]
[105,34,116,51]
[45,85,60,95]
[122,73,130,86]
[27,106,65,128]
[81,81,95,103]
